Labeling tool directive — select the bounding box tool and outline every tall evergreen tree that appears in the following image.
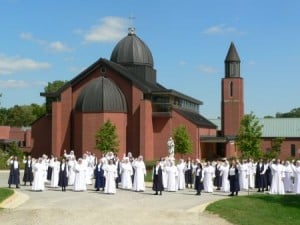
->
[95,120,119,154]
[236,112,263,159]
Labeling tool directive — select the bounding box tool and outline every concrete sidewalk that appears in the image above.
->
[0,171,234,225]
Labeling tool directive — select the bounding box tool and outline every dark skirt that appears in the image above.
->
[58,170,68,187]
[47,166,52,180]
[23,167,33,183]
[152,174,164,192]
[194,176,204,192]
[185,169,193,184]
[94,169,105,189]
[8,168,20,185]
[229,175,240,192]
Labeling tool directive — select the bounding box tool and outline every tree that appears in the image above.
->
[44,80,68,93]
[44,80,68,113]
[276,107,300,118]
[264,137,285,159]
[236,112,263,159]
[172,125,193,156]
[95,120,119,154]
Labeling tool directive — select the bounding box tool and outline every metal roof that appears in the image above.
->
[175,109,217,128]
[75,76,127,113]
[209,118,300,138]
[225,42,240,62]
[110,30,154,67]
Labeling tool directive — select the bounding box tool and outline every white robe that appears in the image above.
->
[284,164,293,192]
[82,158,91,185]
[291,165,300,194]
[203,166,214,193]
[166,165,178,192]
[104,164,118,194]
[238,163,249,190]
[270,164,285,195]
[67,159,76,185]
[121,162,133,189]
[177,163,186,190]
[220,164,230,192]
[132,160,146,191]
[248,162,256,188]
[73,163,87,191]
[32,163,45,191]
[161,161,169,189]
[50,161,60,188]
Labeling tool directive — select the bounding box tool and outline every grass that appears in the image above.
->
[206,194,300,225]
[0,188,14,207]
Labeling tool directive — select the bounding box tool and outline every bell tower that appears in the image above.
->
[221,42,244,137]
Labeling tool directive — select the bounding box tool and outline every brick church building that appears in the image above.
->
[2,27,300,160]
[31,27,227,160]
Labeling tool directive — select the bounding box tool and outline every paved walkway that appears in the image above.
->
[0,171,235,225]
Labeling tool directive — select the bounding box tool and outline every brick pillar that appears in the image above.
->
[140,100,153,161]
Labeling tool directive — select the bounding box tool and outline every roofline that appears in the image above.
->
[152,89,203,105]
[41,58,103,98]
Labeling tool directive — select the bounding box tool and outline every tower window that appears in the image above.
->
[230,81,233,97]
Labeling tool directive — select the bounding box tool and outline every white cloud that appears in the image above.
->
[178,60,187,66]
[197,65,218,74]
[20,32,33,40]
[248,60,256,65]
[20,32,71,52]
[49,41,72,52]
[0,55,51,75]
[202,24,244,35]
[83,16,129,43]
[0,80,47,88]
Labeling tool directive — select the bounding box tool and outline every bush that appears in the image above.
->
[145,160,156,171]
[0,149,10,169]
[0,143,24,169]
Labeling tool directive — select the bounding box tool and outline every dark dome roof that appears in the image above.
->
[75,77,127,113]
[110,28,154,67]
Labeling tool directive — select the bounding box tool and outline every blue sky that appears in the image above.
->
[0,0,299,119]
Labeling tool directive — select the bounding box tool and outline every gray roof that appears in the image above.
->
[209,118,300,138]
[110,30,154,67]
[175,109,217,128]
[75,76,127,113]
[225,42,240,62]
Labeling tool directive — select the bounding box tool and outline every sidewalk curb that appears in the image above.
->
[0,190,29,209]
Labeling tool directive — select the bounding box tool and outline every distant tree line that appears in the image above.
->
[0,80,67,127]
[264,107,300,118]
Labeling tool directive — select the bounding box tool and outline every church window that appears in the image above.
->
[230,81,233,97]
[291,144,296,157]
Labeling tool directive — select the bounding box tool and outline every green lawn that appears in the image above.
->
[0,188,14,207]
[206,194,300,225]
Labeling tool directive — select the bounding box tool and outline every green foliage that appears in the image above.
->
[0,143,24,169]
[0,108,8,125]
[0,188,14,205]
[236,112,263,159]
[44,80,68,93]
[44,80,68,114]
[264,137,285,159]
[276,107,300,118]
[95,120,119,154]
[172,125,193,155]
[0,149,10,169]
[145,160,156,170]
[206,194,300,225]
[0,104,45,126]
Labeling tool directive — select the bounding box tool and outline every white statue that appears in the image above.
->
[167,137,175,159]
